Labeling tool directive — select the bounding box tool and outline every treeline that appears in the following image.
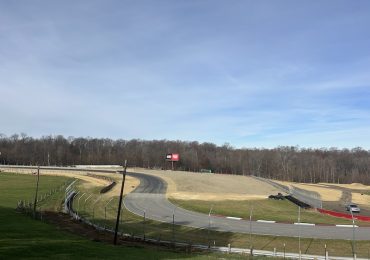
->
[1,133,370,184]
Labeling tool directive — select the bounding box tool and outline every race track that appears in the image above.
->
[125,171,370,240]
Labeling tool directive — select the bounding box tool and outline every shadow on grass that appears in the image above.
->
[0,205,213,259]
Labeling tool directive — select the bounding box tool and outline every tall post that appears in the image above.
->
[172,209,175,244]
[298,206,301,259]
[114,160,127,245]
[283,243,286,259]
[143,210,146,240]
[351,208,356,259]
[208,205,213,248]
[249,204,253,255]
[33,166,40,218]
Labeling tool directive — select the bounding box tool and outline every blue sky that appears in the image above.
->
[1,1,370,149]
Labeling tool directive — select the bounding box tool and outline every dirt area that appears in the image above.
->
[329,183,370,191]
[128,168,281,201]
[291,183,342,202]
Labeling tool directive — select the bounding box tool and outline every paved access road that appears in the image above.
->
[124,172,370,240]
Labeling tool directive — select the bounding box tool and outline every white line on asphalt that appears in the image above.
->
[226,217,242,220]
[257,220,276,223]
[294,223,315,226]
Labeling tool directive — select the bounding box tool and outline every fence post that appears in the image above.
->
[143,210,146,241]
[172,211,175,245]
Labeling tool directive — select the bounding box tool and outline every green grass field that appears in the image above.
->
[0,172,249,259]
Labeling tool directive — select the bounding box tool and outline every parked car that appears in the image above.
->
[345,203,361,213]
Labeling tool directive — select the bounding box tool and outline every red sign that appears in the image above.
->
[166,153,180,161]
[172,153,179,161]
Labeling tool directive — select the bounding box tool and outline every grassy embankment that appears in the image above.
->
[0,172,240,259]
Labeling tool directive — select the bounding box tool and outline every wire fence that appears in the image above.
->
[59,186,368,259]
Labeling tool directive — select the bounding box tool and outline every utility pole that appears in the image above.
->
[298,206,301,259]
[208,204,213,248]
[249,204,253,255]
[114,160,127,245]
[33,166,40,218]
[350,208,356,259]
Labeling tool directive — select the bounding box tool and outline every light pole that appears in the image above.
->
[114,160,128,245]
[172,207,176,244]
[298,206,301,259]
[143,209,146,240]
[249,204,253,255]
[33,166,40,219]
[350,208,356,259]
[208,205,213,248]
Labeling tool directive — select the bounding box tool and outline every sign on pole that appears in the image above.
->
[166,153,180,162]
[166,153,179,170]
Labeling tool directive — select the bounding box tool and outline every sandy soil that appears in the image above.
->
[128,168,281,201]
[291,183,342,202]
[325,183,370,191]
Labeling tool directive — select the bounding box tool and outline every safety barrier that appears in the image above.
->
[318,208,370,222]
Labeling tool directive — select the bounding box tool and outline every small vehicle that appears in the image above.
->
[345,203,361,213]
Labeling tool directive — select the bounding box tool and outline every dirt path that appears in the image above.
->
[128,168,281,201]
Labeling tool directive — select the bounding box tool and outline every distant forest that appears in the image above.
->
[1,133,370,184]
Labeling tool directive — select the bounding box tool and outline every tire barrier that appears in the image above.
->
[285,195,311,209]
[85,173,116,194]
[100,181,116,194]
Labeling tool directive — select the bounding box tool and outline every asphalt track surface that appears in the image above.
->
[124,172,370,240]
